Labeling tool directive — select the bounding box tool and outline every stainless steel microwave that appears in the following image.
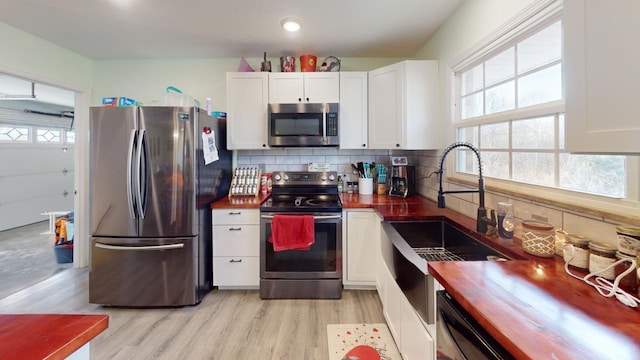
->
[268,103,339,147]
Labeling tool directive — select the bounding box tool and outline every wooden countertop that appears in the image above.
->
[0,314,109,360]
[210,193,270,209]
[429,260,640,359]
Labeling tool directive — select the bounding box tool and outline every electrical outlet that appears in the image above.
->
[531,214,548,223]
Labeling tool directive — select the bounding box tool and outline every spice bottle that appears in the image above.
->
[337,175,343,193]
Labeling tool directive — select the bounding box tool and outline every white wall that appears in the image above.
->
[91,57,404,109]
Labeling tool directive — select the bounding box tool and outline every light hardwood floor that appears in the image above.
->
[0,268,385,359]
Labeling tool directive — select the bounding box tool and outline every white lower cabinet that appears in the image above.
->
[212,209,260,288]
[401,295,433,360]
[343,209,380,287]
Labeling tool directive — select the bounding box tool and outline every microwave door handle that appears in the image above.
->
[322,104,327,143]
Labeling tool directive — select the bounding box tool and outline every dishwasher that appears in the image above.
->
[436,290,514,360]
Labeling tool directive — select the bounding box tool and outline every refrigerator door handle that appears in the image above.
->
[136,129,147,219]
[126,129,137,219]
[94,242,185,251]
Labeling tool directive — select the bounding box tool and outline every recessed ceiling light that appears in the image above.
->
[281,17,302,32]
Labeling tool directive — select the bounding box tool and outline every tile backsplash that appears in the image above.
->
[239,148,637,249]
[237,148,404,183]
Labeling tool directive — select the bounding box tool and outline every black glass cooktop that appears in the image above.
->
[261,194,342,213]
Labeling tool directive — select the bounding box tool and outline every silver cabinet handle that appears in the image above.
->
[95,243,184,251]
[229,259,242,263]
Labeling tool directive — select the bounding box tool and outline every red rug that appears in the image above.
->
[327,323,401,360]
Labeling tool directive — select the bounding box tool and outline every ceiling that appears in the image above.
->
[0,0,463,59]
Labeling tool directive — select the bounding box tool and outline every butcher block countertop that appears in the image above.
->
[0,314,108,360]
[212,192,640,358]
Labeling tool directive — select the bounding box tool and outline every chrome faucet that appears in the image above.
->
[437,142,496,234]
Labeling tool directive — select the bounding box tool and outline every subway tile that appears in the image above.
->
[563,213,618,246]
[301,155,327,163]
[276,156,303,165]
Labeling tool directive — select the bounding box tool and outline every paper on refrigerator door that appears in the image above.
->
[202,131,219,164]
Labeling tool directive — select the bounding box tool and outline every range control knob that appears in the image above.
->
[328,174,335,181]
[283,174,289,181]
[321,175,327,182]
[274,174,281,181]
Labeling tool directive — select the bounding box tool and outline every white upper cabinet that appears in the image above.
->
[564,1,640,153]
[226,72,269,150]
[268,72,339,103]
[368,60,441,150]
[339,72,368,149]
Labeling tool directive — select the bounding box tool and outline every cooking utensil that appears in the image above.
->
[351,163,362,177]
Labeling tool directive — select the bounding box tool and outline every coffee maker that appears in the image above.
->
[389,165,415,198]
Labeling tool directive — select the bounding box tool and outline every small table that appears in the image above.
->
[40,211,70,235]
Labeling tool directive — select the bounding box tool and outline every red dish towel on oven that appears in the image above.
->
[269,214,315,251]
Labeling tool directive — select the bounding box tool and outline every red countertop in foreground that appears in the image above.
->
[0,314,109,360]
[213,192,640,358]
[428,260,640,360]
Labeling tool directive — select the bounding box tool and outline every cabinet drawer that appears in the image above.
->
[212,209,259,225]
[212,225,260,256]
[213,257,259,287]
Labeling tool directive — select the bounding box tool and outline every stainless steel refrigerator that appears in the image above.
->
[88,106,231,306]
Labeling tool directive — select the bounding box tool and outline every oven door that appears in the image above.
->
[260,212,342,279]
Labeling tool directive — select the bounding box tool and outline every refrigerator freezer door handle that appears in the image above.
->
[127,129,137,219]
[136,129,147,219]
[94,242,185,251]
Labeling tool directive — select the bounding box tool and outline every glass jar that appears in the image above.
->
[521,220,556,257]
[588,242,617,280]
[497,202,515,243]
[616,225,640,257]
[615,251,638,294]
[565,234,590,271]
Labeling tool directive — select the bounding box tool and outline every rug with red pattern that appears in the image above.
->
[327,323,401,360]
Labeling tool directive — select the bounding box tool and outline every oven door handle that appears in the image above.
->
[260,214,342,220]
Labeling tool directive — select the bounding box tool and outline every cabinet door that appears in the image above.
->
[369,63,403,149]
[565,1,640,153]
[344,210,378,286]
[226,73,269,149]
[268,73,304,103]
[339,72,368,149]
[212,208,260,225]
[304,72,340,103]
[401,295,434,360]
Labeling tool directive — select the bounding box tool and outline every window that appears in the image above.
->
[454,19,626,199]
[0,123,75,146]
[0,125,29,142]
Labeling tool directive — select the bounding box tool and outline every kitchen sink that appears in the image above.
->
[389,220,509,262]
[381,220,509,325]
